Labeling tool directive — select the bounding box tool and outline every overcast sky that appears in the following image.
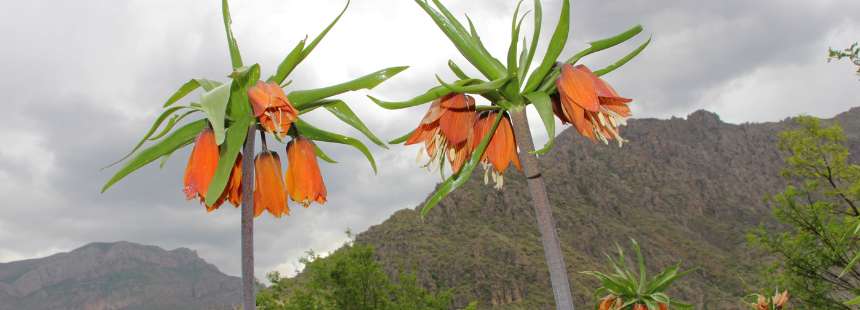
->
[1,0,858,280]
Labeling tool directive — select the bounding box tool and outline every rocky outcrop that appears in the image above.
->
[0,241,241,310]
[354,108,860,309]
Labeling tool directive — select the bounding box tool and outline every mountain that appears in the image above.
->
[348,108,860,309]
[0,241,241,310]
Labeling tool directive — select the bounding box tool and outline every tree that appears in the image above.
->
[257,241,452,310]
[749,116,860,308]
[828,43,860,77]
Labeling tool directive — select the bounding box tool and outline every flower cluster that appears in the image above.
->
[751,290,789,310]
[405,93,521,189]
[554,64,632,146]
[183,81,327,217]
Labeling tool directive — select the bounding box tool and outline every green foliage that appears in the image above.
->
[257,243,452,310]
[582,239,693,310]
[748,116,860,309]
[828,42,860,77]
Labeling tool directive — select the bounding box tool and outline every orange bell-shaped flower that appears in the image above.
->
[555,64,632,146]
[285,137,327,207]
[183,128,221,209]
[471,112,521,189]
[253,151,288,217]
[597,295,620,310]
[226,153,243,207]
[405,93,477,173]
[203,153,242,212]
[248,81,299,138]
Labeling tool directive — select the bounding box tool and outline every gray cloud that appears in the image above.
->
[0,0,858,281]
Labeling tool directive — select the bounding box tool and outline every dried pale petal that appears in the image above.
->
[448,142,470,174]
[420,100,445,125]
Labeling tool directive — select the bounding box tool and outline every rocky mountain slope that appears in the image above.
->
[0,241,241,310]
[352,108,860,309]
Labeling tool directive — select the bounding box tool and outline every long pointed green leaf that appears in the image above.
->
[436,75,510,94]
[842,252,860,277]
[524,92,555,155]
[388,129,415,145]
[538,24,645,92]
[465,15,507,75]
[103,106,197,169]
[301,0,350,61]
[633,239,647,294]
[163,80,199,108]
[846,295,860,305]
[298,99,338,114]
[368,79,476,110]
[268,39,306,85]
[199,83,232,145]
[314,144,338,164]
[448,60,471,80]
[415,0,504,79]
[594,37,651,77]
[323,100,388,149]
[148,109,200,141]
[289,66,408,107]
[163,79,223,108]
[294,119,377,173]
[204,64,259,206]
[421,112,503,216]
[519,0,541,82]
[507,1,526,80]
[102,119,207,193]
[522,0,569,93]
[222,0,243,69]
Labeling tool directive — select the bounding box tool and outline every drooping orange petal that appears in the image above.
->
[550,95,571,124]
[249,81,288,116]
[253,151,287,218]
[475,112,520,174]
[561,99,595,141]
[470,112,492,151]
[592,75,633,117]
[405,122,438,146]
[183,128,220,207]
[497,114,521,172]
[439,94,476,145]
[285,137,327,207]
[226,153,243,207]
[557,64,599,112]
[248,81,298,138]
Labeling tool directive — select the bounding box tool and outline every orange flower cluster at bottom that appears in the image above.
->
[183,129,326,218]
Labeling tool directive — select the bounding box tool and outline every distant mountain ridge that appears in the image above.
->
[349,107,860,309]
[0,241,240,310]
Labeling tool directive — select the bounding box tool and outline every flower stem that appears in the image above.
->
[241,125,256,309]
[509,108,574,310]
